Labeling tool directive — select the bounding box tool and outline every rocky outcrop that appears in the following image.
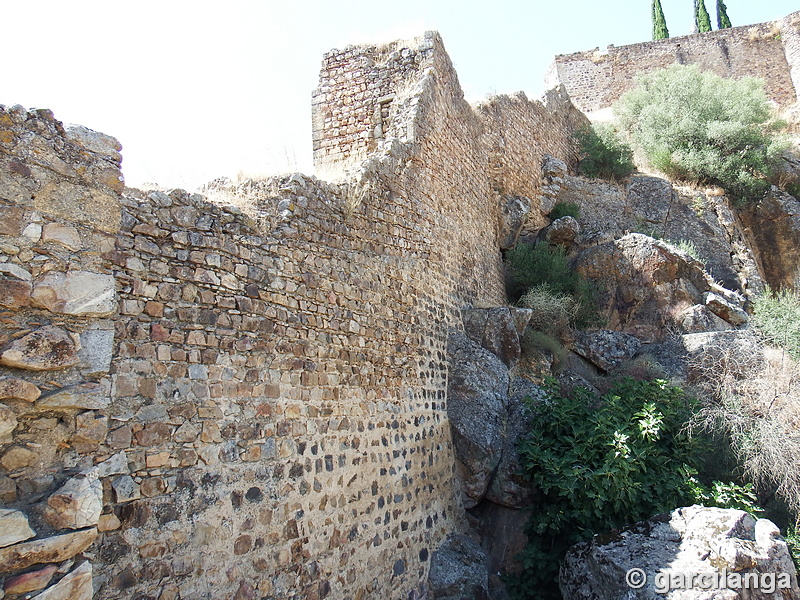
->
[551,175,763,296]
[560,505,800,600]
[572,330,641,372]
[446,332,510,507]
[499,195,532,250]
[447,330,545,509]
[486,378,544,507]
[472,502,533,577]
[740,188,800,290]
[0,326,80,371]
[574,233,747,342]
[428,534,491,600]
[462,307,533,367]
[543,215,581,249]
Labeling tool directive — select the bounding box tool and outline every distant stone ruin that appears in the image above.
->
[546,11,800,114]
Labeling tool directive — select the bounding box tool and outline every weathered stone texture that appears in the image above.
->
[554,175,762,297]
[0,31,530,600]
[547,12,800,113]
[739,188,800,290]
[560,506,800,600]
[2,18,793,600]
[574,234,747,342]
[475,88,589,208]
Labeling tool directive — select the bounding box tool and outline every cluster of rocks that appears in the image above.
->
[432,308,548,599]
[575,232,749,343]
[561,505,800,600]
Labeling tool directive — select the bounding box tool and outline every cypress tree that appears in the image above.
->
[652,0,670,40]
[695,0,712,33]
[717,0,732,29]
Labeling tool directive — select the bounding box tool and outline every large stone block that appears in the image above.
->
[33,560,92,600]
[44,470,102,530]
[77,326,114,376]
[34,180,121,233]
[0,377,41,402]
[560,506,800,600]
[0,326,80,371]
[0,508,35,548]
[36,381,110,410]
[3,563,57,595]
[31,271,116,317]
[0,278,32,308]
[0,528,97,573]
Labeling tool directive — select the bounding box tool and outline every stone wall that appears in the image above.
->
[475,88,588,202]
[311,34,436,180]
[0,31,588,600]
[546,11,800,114]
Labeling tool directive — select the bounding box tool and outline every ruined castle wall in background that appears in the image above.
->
[546,12,800,114]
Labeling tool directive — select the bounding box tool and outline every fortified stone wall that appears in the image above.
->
[0,31,588,600]
[546,11,800,113]
[475,88,589,202]
[311,35,436,180]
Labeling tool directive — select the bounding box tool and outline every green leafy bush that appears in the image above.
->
[547,201,580,221]
[505,243,597,327]
[508,378,755,600]
[615,64,787,204]
[687,479,762,514]
[752,287,800,358]
[575,123,635,181]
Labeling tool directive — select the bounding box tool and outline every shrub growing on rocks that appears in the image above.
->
[505,243,597,328]
[574,123,635,181]
[508,378,761,600]
[615,64,788,204]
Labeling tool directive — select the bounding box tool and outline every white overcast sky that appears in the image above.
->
[3,1,797,190]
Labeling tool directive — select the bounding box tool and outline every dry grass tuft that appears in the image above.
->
[690,332,800,513]
[518,285,580,342]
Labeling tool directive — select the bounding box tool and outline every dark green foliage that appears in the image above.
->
[615,64,788,205]
[546,201,580,221]
[652,0,669,40]
[574,123,635,181]
[695,0,712,33]
[507,379,760,600]
[688,480,762,513]
[504,243,597,328]
[752,287,800,358]
[508,379,701,598]
[786,525,800,571]
[717,0,732,28]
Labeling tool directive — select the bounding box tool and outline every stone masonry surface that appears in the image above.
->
[546,11,800,114]
[0,31,588,600]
